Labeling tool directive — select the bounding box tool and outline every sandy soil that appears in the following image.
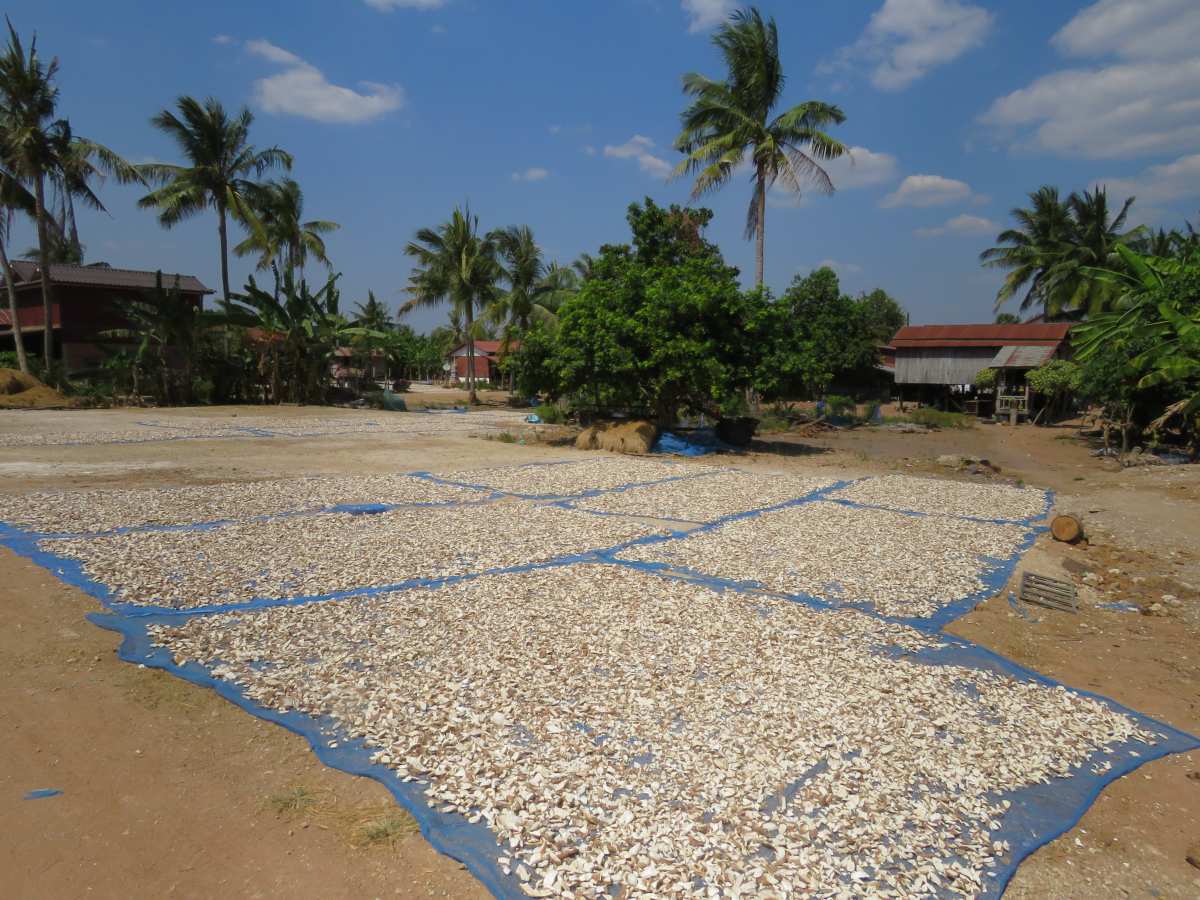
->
[1,405,1198,898]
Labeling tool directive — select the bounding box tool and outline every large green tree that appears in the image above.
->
[402,206,501,404]
[138,96,292,308]
[752,267,878,402]
[981,185,1141,319]
[531,199,760,422]
[673,7,847,286]
[0,22,143,364]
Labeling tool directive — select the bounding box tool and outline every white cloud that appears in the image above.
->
[915,213,998,237]
[823,146,899,189]
[825,0,993,91]
[1051,0,1198,60]
[511,167,550,183]
[980,0,1200,159]
[1095,153,1200,206]
[430,24,447,35]
[212,34,235,46]
[548,124,562,135]
[682,0,737,33]
[881,174,974,208]
[604,135,672,179]
[364,0,447,10]
[247,39,404,124]
[816,259,863,275]
[583,145,597,156]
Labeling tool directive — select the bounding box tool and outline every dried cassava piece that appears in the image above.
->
[432,457,725,497]
[828,474,1047,522]
[619,500,1029,618]
[154,565,1156,899]
[0,474,480,534]
[44,502,665,608]
[573,471,836,522]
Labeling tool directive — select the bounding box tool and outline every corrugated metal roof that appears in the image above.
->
[891,323,1072,348]
[990,345,1056,368]
[6,260,212,294]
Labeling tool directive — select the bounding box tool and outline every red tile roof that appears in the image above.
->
[449,340,521,357]
[891,323,1072,349]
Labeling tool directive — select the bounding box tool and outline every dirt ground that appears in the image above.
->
[1,405,1198,898]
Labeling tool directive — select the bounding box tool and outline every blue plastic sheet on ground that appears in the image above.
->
[89,611,530,900]
[4,469,1198,899]
[1098,601,1141,613]
[653,430,722,456]
[24,788,63,800]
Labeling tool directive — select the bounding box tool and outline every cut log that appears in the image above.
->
[1050,514,1082,543]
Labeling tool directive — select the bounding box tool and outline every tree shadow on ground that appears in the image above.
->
[742,437,833,458]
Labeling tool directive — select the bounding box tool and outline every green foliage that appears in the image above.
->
[994,312,1020,324]
[521,199,758,422]
[229,269,381,404]
[1026,359,1080,397]
[533,403,565,424]
[981,186,1142,318]
[824,394,857,417]
[856,288,907,344]
[974,367,997,390]
[1074,245,1200,447]
[752,267,879,402]
[905,408,974,430]
[403,205,501,403]
[673,8,847,284]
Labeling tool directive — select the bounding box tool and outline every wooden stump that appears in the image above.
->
[1050,514,1083,543]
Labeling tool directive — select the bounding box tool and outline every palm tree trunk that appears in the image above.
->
[218,203,231,307]
[465,303,478,405]
[34,174,55,368]
[0,230,29,374]
[218,201,233,357]
[755,174,766,288]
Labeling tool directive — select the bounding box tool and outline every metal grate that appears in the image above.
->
[1020,571,1078,613]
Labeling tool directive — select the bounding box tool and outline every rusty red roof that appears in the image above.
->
[449,340,521,357]
[6,260,212,295]
[891,323,1072,349]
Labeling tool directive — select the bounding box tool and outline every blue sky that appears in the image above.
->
[7,0,1200,332]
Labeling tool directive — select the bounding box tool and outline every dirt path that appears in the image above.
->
[1,407,1198,897]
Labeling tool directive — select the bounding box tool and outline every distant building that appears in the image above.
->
[0,261,212,371]
[890,323,1073,417]
[445,340,519,384]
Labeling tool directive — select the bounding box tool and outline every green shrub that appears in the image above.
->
[974,367,997,390]
[192,377,215,403]
[534,403,566,424]
[757,413,791,433]
[824,394,857,417]
[494,431,518,443]
[907,408,974,429]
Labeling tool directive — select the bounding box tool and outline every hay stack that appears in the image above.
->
[0,368,72,408]
[575,420,658,455]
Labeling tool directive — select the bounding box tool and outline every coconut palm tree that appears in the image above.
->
[402,206,501,405]
[488,225,574,348]
[0,21,144,365]
[353,290,392,331]
[138,96,292,309]
[0,151,35,373]
[673,7,847,287]
[234,177,337,286]
[982,186,1141,319]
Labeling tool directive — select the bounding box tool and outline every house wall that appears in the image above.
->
[0,284,203,369]
[894,348,999,385]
